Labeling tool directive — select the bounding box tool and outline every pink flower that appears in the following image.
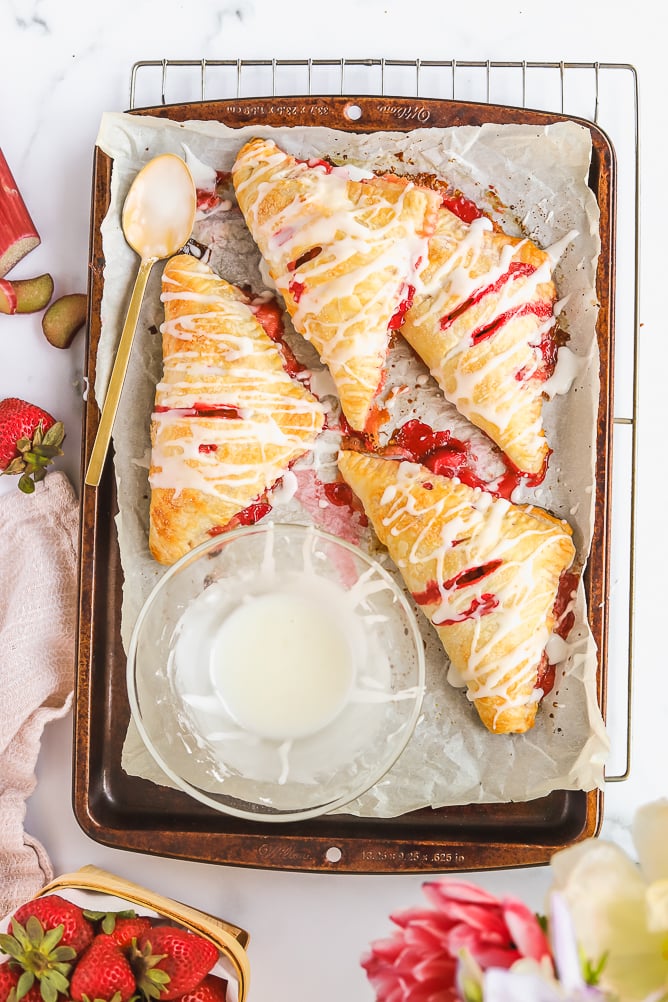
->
[361,879,553,1002]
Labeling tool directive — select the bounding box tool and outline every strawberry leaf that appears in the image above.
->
[18,473,36,494]
[42,423,64,448]
[15,970,35,1001]
[0,932,21,953]
[39,978,58,1002]
[40,926,65,954]
[46,970,70,994]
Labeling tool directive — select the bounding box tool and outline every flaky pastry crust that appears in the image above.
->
[338,449,575,734]
[232,137,441,432]
[401,204,557,475]
[149,255,324,564]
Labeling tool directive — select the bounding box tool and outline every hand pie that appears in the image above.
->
[149,254,325,565]
[232,137,441,432]
[401,203,559,476]
[337,449,576,734]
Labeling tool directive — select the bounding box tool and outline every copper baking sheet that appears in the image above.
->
[73,95,614,873]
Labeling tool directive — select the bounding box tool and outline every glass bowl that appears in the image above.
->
[127,522,425,822]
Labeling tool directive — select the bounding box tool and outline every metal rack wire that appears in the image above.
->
[129,58,639,782]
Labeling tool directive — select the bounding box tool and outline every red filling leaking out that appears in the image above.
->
[412,560,502,625]
[286,246,323,307]
[296,157,334,174]
[250,298,306,379]
[470,299,554,348]
[516,326,559,383]
[196,189,220,212]
[195,170,231,213]
[323,480,369,527]
[535,654,556,698]
[154,403,243,419]
[287,246,322,272]
[388,284,416,331]
[552,570,579,641]
[535,570,580,697]
[439,261,537,334]
[289,279,306,304]
[441,192,485,224]
[437,593,499,626]
[411,578,499,625]
[209,498,273,537]
[385,418,548,498]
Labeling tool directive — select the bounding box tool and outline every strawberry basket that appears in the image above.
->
[0,865,250,1002]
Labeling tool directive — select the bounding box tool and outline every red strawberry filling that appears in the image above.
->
[470,299,554,348]
[388,284,416,331]
[154,403,243,419]
[296,156,335,173]
[412,560,502,625]
[288,278,306,303]
[209,497,273,537]
[441,191,485,223]
[287,246,322,272]
[439,261,538,334]
[386,419,549,497]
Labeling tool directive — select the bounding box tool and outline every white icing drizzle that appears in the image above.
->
[342,454,574,721]
[403,206,578,473]
[233,139,439,426]
[150,259,324,504]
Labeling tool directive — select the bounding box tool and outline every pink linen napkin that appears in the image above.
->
[0,471,79,916]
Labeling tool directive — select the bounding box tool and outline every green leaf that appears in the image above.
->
[52,946,76,963]
[16,970,35,1001]
[47,970,70,994]
[0,931,21,954]
[35,445,63,460]
[40,926,65,954]
[18,473,36,494]
[12,921,33,950]
[51,961,72,976]
[2,457,26,475]
[15,437,31,453]
[42,423,65,448]
[39,977,57,1002]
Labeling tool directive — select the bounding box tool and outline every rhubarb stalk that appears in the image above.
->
[0,148,40,278]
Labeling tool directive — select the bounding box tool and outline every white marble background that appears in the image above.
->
[1,0,665,998]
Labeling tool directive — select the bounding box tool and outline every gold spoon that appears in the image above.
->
[84,153,196,487]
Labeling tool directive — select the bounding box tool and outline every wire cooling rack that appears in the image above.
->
[128,58,639,782]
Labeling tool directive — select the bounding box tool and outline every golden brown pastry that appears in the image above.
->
[337,449,576,734]
[232,137,441,432]
[149,254,325,565]
[401,202,559,476]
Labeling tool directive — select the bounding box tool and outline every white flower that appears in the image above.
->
[548,798,668,1001]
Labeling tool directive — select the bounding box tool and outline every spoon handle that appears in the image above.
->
[84,256,156,488]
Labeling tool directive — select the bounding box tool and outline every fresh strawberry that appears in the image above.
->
[0,398,64,494]
[169,975,228,1002]
[82,909,147,941]
[0,900,81,1002]
[69,934,136,1002]
[106,917,153,950]
[0,959,45,1002]
[133,926,218,1000]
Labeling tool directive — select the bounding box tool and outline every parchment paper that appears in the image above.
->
[94,110,609,816]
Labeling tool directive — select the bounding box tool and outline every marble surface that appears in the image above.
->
[0,0,663,998]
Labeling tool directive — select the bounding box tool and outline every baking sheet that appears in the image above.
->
[74,95,616,869]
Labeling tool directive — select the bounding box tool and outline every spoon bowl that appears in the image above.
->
[84,153,196,487]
